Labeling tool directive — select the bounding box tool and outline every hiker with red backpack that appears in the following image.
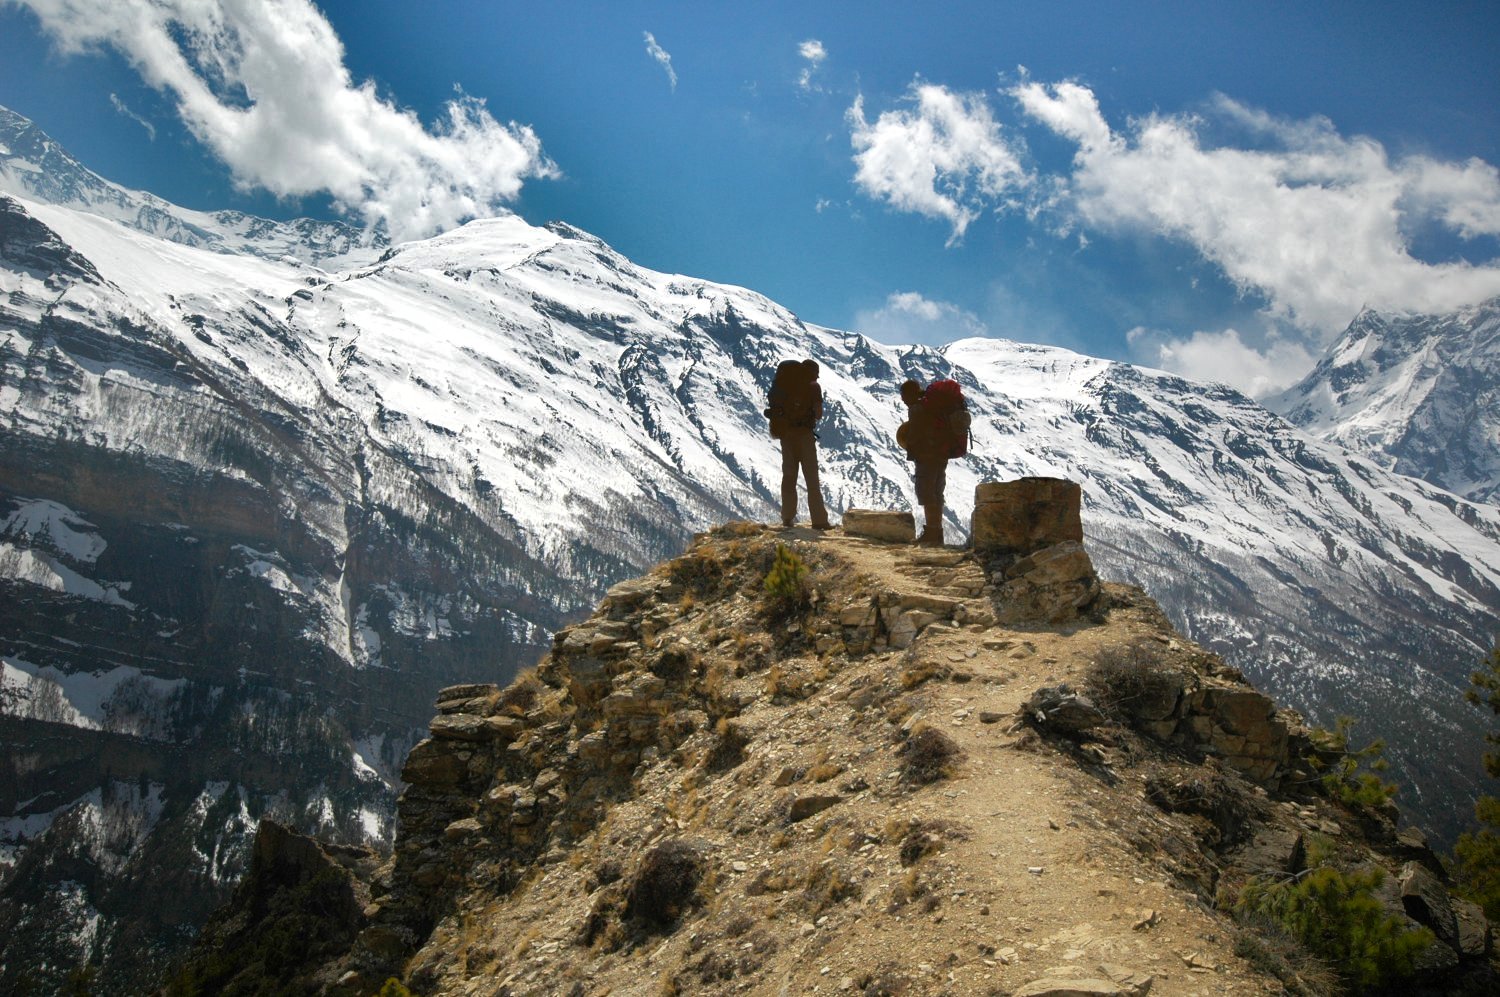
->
[897,377,971,546]
[765,359,832,530]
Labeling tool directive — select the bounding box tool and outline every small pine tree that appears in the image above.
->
[1453,639,1500,919]
[1308,716,1397,807]
[762,543,809,610]
[1236,866,1433,990]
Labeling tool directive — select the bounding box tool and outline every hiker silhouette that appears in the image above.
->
[897,377,970,546]
[765,359,831,529]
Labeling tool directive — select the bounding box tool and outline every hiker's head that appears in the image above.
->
[801,359,819,381]
[900,379,923,405]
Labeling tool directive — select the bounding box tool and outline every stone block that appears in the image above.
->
[972,477,1083,556]
[443,817,481,841]
[1009,541,1096,587]
[840,601,878,626]
[1208,689,1275,735]
[897,592,964,615]
[430,714,490,741]
[788,794,842,821]
[1401,862,1460,951]
[401,739,467,786]
[1013,978,1137,997]
[602,576,665,608]
[436,682,497,702]
[482,716,525,742]
[1453,897,1492,957]
[842,508,917,543]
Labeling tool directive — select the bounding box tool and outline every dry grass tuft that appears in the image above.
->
[899,727,963,785]
[625,840,706,928]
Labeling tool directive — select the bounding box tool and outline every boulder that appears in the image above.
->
[1401,862,1460,952]
[435,683,497,702]
[1013,979,1141,997]
[1453,897,1493,958]
[1024,685,1107,736]
[401,739,467,786]
[973,478,1083,557]
[788,794,842,822]
[429,714,490,742]
[997,544,1101,624]
[841,508,917,543]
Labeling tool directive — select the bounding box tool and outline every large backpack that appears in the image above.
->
[765,361,817,438]
[922,379,971,459]
[765,361,802,438]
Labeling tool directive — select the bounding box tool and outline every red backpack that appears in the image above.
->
[922,379,971,459]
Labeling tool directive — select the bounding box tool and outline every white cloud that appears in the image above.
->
[108,92,155,140]
[1127,325,1316,397]
[847,83,1027,245]
[855,291,988,346]
[798,39,826,90]
[644,31,677,91]
[14,0,557,241]
[1013,80,1500,336]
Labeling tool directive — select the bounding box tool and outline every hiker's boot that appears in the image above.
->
[918,506,945,546]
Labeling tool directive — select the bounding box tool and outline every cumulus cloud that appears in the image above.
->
[847,83,1027,245]
[798,39,826,90]
[13,0,557,241]
[1013,81,1500,336]
[644,31,677,91]
[1127,325,1317,397]
[109,92,155,140]
[856,291,988,346]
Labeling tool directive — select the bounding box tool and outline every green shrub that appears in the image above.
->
[377,980,415,997]
[1235,866,1432,990]
[762,543,809,610]
[1307,716,1397,807]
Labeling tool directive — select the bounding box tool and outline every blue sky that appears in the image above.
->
[2,0,1499,395]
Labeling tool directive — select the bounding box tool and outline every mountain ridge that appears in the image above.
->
[1,104,1498,992]
[169,519,1499,996]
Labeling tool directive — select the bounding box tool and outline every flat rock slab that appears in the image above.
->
[842,508,916,543]
[1013,979,1138,997]
[436,683,497,702]
[788,794,843,821]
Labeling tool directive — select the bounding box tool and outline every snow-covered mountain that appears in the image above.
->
[3,107,1499,991]
[1269,298,1500,504]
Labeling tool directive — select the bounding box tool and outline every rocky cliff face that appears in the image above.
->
[173,502,1496,996]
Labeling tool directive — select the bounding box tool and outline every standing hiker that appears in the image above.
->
[897,377,970,546]
[766,359,831,530]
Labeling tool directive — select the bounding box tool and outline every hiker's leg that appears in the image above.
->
[800,434,829,527]
[914,460,940,540]
[779,438,799,525]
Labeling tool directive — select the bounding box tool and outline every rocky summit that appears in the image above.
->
[170,483,1496,996]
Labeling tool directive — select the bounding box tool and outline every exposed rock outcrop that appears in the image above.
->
[173,487,1497,996]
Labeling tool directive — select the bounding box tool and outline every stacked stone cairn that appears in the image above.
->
[971,477,1102,625]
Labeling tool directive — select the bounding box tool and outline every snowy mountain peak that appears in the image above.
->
[1270,296,1500,503]
[0,104,384,267]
